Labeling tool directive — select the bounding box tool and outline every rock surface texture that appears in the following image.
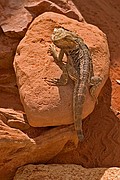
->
[72,0,120,114]
[14,12,110,127]
[0,108,30,130]
[0,0,120,180]
[14,164,120,180]
[0,117,77,180]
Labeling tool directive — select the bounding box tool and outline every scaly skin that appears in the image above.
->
[45,27,102,141]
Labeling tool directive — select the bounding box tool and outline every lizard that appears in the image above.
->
[45,27,102,141]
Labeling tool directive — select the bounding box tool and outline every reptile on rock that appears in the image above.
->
[45,27,102,141]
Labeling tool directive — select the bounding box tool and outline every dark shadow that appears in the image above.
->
[48,78,120,170]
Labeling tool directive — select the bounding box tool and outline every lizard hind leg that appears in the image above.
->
[44,71,69,86]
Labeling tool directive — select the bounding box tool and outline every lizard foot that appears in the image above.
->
[48,44,57,57]
[44,78,65,86]
[44,73,68,86]
[90,76,102,100]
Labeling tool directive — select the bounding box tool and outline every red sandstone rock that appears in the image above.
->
[0,120,34,180]
[25,0,83,22]
[0,1,32,38]
[72,0,120,113]
[0,108,30,131]
[0,0,83,70]
[0,0,82,38]
[14,12,110,127]
[0,120,77,180]
[0,0,120,179]
[0,0,32,70]
[14,164,120,180]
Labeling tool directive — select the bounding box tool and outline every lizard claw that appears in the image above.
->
[44,78,61,86]
[48,44,56,56]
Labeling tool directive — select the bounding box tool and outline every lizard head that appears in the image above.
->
[51,27,78,49]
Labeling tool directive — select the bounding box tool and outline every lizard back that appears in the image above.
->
[51,27,93,141]
[67,37,92,140]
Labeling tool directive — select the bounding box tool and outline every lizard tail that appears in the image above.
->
[75,119,84,142]
[77,130,84,141]
[73,83,86,142]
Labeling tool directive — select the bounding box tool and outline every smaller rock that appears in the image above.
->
[0,108,30,131]
[0,121,77,179]
[0,112,7,124]
[0,1,32,38]
[7,119,30,131]
[25,0,83,21]
[14,164,120,180]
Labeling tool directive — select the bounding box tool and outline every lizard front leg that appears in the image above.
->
[45,44,69,86]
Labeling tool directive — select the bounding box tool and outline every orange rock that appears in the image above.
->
[0,120,77,179]
[0,108,30,131]
[25,0,83,22]
[0,1,32,37]
[0,0,32,69]
[14,12,110,127]
[0,120,34,179]
[14,164,120,180]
